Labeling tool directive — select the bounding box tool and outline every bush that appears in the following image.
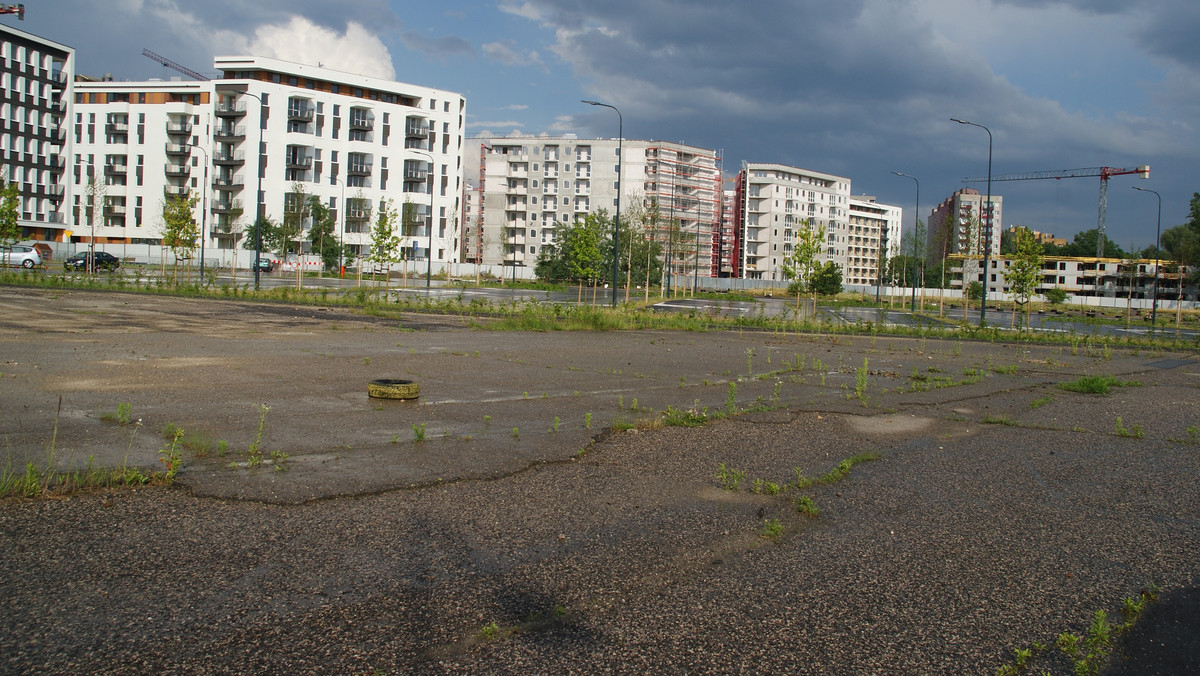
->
[1044,287,1068,305]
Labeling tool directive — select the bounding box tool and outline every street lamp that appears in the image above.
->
[891,171,920,311]
[1132,186,1162,327]
[187,143,209,280]
[582,99,622,307]
[409,149,436,289]
[951,118,993,326]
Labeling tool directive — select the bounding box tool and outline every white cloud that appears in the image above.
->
[482,41,545,68]
[246,16,395,80]
[468,120,525,129]
[501,104,530,111]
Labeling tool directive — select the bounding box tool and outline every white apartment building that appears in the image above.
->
[847,196,902,287]
[72,56,465,267]
[737,163,854,282]
[1,23,73,240]
[473,136,721,277]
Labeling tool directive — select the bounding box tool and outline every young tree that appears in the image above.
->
[560,211,608,302]
[780,218,825,304]
[367,198,401,291]
[85,176,108,274]
[161,191,199,284]
[0,175,19,247]
[1004,226,1045,328]
[307,195,341,273]
[281,183,310,286]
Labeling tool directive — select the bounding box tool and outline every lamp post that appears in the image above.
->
[891,171,920,311]
[582,99,622,307]
[1132,186,1162,327]
[951,118,993,326]
[187,143,209,280]
[409,149,436,289]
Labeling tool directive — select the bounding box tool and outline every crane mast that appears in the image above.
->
[962,165,1149,257]
[141,48,209,81]
[0,4,25,19]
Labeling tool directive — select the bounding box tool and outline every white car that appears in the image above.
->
[0,244,42,269]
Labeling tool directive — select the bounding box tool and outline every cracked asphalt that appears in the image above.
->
[1,287,1198,674]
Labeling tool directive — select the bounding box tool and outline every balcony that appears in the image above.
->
[404,122,429,137]
[212,200,242,213]
[404,168,428,180]
[215,101,247,117]
[285,156,313,170]
[346,163,372,176]
[104,163,128,176]
[105,122,129,134]
[346,208,372,221]
[165,122,192,134]
[165,143,190,155]
[349,117,374,131]
[214,126,245,140]
[164,164,190,176]
[213,151,244,165]
[288,107,315,122]
[105,205,127,216]
[49,128,66,145]
[212,177,244,190]
[164,185,190,197]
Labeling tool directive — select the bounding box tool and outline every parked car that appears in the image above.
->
[64,251,121,271]
[0,244,42,269]
[254,257,275,273]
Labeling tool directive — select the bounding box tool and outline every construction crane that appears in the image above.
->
[142,48,209,81]
[963,165,1149,257]
[0,4,25,19]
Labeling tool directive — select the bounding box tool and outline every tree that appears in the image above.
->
[281,183,310,286]
[1004,227,1044,328]
[1044,287,1068,305]
[780,219,824,301]
[85,176,108,274]
[1161,223,1200,322]
[1044,228,1127,259]
[243,215,284,258]
[0,175,19,247]
[307,195,342,272]
[558,211,609,301]
[161,191,199,284]
[810,261,843,296]
[367,198,401,290]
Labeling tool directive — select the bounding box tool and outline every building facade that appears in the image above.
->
[473,136,722,280]
[1,23,73,241]
[847,196,902,287]
[735,163,856,282]
[928,187,1003,264]
[952,254,1196,303]
[71,55,466,268]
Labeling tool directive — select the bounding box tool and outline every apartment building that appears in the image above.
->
[952,254,1196,302]
[928,187,1003,263]
[735,163,855,282]
[474,136,721,277]
[1,23,73,240]
[846,196,902,287]
[72,55,465,267]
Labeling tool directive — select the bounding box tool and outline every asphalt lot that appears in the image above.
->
[1,287,1198,674]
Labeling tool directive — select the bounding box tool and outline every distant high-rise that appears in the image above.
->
[1,23,73,241]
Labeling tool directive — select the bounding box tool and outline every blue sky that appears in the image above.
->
[10,0,1199,250]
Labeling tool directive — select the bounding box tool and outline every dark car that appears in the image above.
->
[64,251,121,271]
[254,257,275,273]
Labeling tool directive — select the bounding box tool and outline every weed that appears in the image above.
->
[1169,425,1198,445]
[512,427,519,438]
[746,347,755,375]
[246,404,270,465]
[751,478,781,495]
[479,622,501,640]
[412,423,426,442]
[662,404,707,427]
[1059,375,1141,395]
[716,463,746,491]
[1030,395,1053,409]
[391,434,399,444]
[631,397,638,411]
[584,412,592,430]
[216,440,229,457]
[725,382,738,413]
[793,495,819,517]
[1114,417,1144,439]
[364,357,370,365]
[983,415,1017,426]
[794,468,813,489]
[819,452,880,484]
[1055,632,1080,657]
[116,402,133,424]
[157,429,183,481]
[760,518,783,538]
[1073,426,1087,433]
[269,450,289,472]
[855,357,868,402]
[484,414,491,425]
[991,364,1018,375]
[551,417,560,433]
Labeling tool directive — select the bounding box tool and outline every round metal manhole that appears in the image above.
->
[367,379,420,400]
